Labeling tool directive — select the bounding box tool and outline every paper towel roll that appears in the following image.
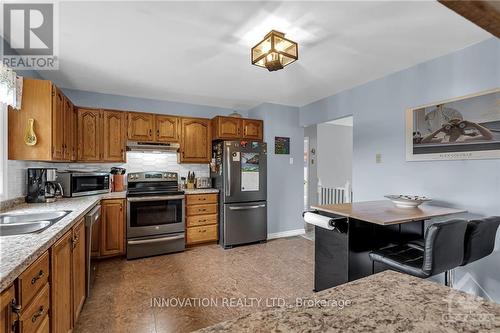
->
[303,212,336,230]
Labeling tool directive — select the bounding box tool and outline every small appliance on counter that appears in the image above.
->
[57,171,110,197]
[26,168,64,203]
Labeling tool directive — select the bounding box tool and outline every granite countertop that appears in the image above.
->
[196,270,500,332]
[184,188,219,194]
[0,191,126,292]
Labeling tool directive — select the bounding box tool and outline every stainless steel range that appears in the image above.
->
[126,171,185,259]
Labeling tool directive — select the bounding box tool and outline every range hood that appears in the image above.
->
[126,141,180,153]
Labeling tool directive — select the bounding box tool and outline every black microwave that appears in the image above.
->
[57,171,110,197]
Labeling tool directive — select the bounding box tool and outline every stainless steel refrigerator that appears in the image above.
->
[211,141,267,249]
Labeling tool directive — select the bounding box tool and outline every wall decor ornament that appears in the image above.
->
[406,88,500,161]
[275,136,290,155]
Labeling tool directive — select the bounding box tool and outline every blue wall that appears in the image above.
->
[62,88,241,118]
[300,38,500,300]
[248,103,304,235]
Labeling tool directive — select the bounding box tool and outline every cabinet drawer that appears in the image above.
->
[19,283,49,333]
[186,204,217,216]
[186,214,217,227]
[186,194,218,206]
[17,251,49,308]
[186,225,218,244]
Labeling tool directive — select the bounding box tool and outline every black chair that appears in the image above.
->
[369,219,468,280]
[461,216,500,267]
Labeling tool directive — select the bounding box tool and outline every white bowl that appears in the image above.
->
[384,195,431,208]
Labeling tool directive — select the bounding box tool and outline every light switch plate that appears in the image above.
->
[289,157,294,165]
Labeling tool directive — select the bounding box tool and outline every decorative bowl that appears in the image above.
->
[384,195,431,208]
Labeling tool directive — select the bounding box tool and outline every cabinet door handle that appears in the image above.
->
[149,129,152,137]
[31,270,44,284]
[156,129,159,137]
[31,306,44,323]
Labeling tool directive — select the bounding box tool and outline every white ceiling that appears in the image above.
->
[39,1,492,110]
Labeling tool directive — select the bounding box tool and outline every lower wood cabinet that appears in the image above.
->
[100,199,125,257]
[185,194,218,245]
[17,284,49,333]
[72,219,86,324]
[0,285,15,333]
[50,231,73,333]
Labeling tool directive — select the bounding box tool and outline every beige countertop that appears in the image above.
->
[184,188,219,194]
[311,200,466,225]
[0,191,126,292]
[196,270,500,332]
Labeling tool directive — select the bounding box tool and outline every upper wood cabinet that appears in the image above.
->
[51,230,73,333]
[8,78,75,161]
[155,115,180,142]
[212,116,263,141]
[102,110,127,162]
[63,98,76,161]
[77,108,126,162]
[100,199,125,257]
[212,116,241,140]
[242,119,263,140]
[52,89,65,160]
[77,108,101,161]
[128,112,154,141]
[179,117,211,163]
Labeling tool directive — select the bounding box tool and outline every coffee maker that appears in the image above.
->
[26,168,64,203]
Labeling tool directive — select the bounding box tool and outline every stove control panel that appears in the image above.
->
[128,171,178,182]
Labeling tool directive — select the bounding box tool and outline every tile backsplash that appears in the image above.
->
[6,152,209,200]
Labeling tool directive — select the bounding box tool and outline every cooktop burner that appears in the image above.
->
[126,171,183,197]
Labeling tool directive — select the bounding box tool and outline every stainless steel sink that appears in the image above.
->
[0,211,69,224]
[0,210,71,236]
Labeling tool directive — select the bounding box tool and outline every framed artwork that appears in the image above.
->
[406,88,500,161]
[275,136,290,155]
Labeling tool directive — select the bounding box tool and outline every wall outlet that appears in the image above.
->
[376,153,382,164]
[289,157,294,165]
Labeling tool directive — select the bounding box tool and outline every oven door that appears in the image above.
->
[127,195,185,238]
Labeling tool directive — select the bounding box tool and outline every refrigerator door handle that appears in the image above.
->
[226,146,231,197]
[229,204,266,211]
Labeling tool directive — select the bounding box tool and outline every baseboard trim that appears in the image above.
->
[268,228,306,240]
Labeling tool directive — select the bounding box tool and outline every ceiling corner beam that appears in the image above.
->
[438,0,500,38]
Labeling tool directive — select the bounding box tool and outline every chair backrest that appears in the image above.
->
[461,216,500,266]
[422,219,468,275]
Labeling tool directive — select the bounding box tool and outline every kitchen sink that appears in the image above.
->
[0,210,71,236]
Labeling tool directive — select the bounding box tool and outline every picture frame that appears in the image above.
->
[406,88,500,161]
[275,136,290,155]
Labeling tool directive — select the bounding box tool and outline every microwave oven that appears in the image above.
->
[57,171,110,197]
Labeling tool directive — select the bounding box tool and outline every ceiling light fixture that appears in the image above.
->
[251,30,298,72]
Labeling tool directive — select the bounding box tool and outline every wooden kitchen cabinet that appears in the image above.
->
[179,117,211,163]
[0,285,14,333]
[155,115,180,142]
[50,230,73,333]
[8,78,75,161]
[185,193,218,245]
[242,119,263,140]
[212,116,241,140]
[102,110,127,162]
[72,219,86,324]
[100,199,125,257]
[63,98,75,161]
[128,112,154,141]
[211,116,263,141]
[51,89,65,160]
[77,108,102,161]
